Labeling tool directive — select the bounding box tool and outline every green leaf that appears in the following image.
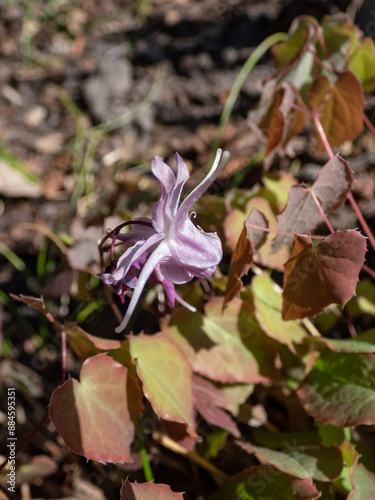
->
[129,333,196,436]
[298,350,375,426]
[161,297,277,384]
[65,322,124,361]
[320,14,358,72]
[251,273,308,351]
[348,463,375,499]
[316,422,349,447]
[349,37,375,92]
[210,466,320,500]
[237,441,343,481]
[314,330,375,354]
[272,16,318,68]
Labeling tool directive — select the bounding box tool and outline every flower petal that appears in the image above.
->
[167,217,223,278]
[159,261,194,284]
[151,156,176,232]
[170,149,229,234]
[114,232,165,282]
[169,153,190,217]
[115,241,170,333]
[116,219,155,245]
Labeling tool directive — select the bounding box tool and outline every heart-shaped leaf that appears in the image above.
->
[224,208,268,307]
[272,155,353,251]
[161,297,277,384]
[129,333,196,436]
[252,273,307,351]
[309,70,364,149]
[49,353,134,463]
[349,37,375,93]
[282,231,367,320]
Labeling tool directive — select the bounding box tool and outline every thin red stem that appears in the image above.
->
[311,112,334,158]
[347,191,375,252]
[61,329,67,384]
[247,223,326,239]
[312,112,375,253]
[362,264,375,280]
[363,113,375,137]
[310,190,334,234]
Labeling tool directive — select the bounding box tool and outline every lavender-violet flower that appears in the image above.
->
[100,148,229,332]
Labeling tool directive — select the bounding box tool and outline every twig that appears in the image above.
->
[312,112,375,252]
[363,113,375,137]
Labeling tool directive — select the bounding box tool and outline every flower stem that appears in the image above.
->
[311,112,334,158]
[137,420,154,482]
[212,31,287,155]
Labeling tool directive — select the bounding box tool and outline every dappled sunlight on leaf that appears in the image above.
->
[129,333,196,437]
[49,353,135,463]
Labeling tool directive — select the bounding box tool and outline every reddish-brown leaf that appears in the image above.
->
[282,231,367,320]
[224,226,253,307]
[224,208,269,307]
[264,82,306,160]
[309,70,364,149]
[49,353,135,463]
[246,208,269,251]
[273,155,353,251]
[120,479,184,500]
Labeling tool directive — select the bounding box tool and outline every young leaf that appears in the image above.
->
[49,353,134,463]
[282,231,367,320]
[309,71,364,149]
[193,375,240,437]
[348,463,375,499]
[264,82,307,160]
[161,297,276,384]
[252,273,308,352]
[272,16,318,68]
[120,479,184,500]
[224,208,268,307]
[298,350,375,426]
[246,207,269,250]
[224,226,253,307]
[272,155,353,251]
[348,37,375,93]
[65,322,123,361]
[225,198,289,270]
[129,333,196,436]
[236,441,343,481]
